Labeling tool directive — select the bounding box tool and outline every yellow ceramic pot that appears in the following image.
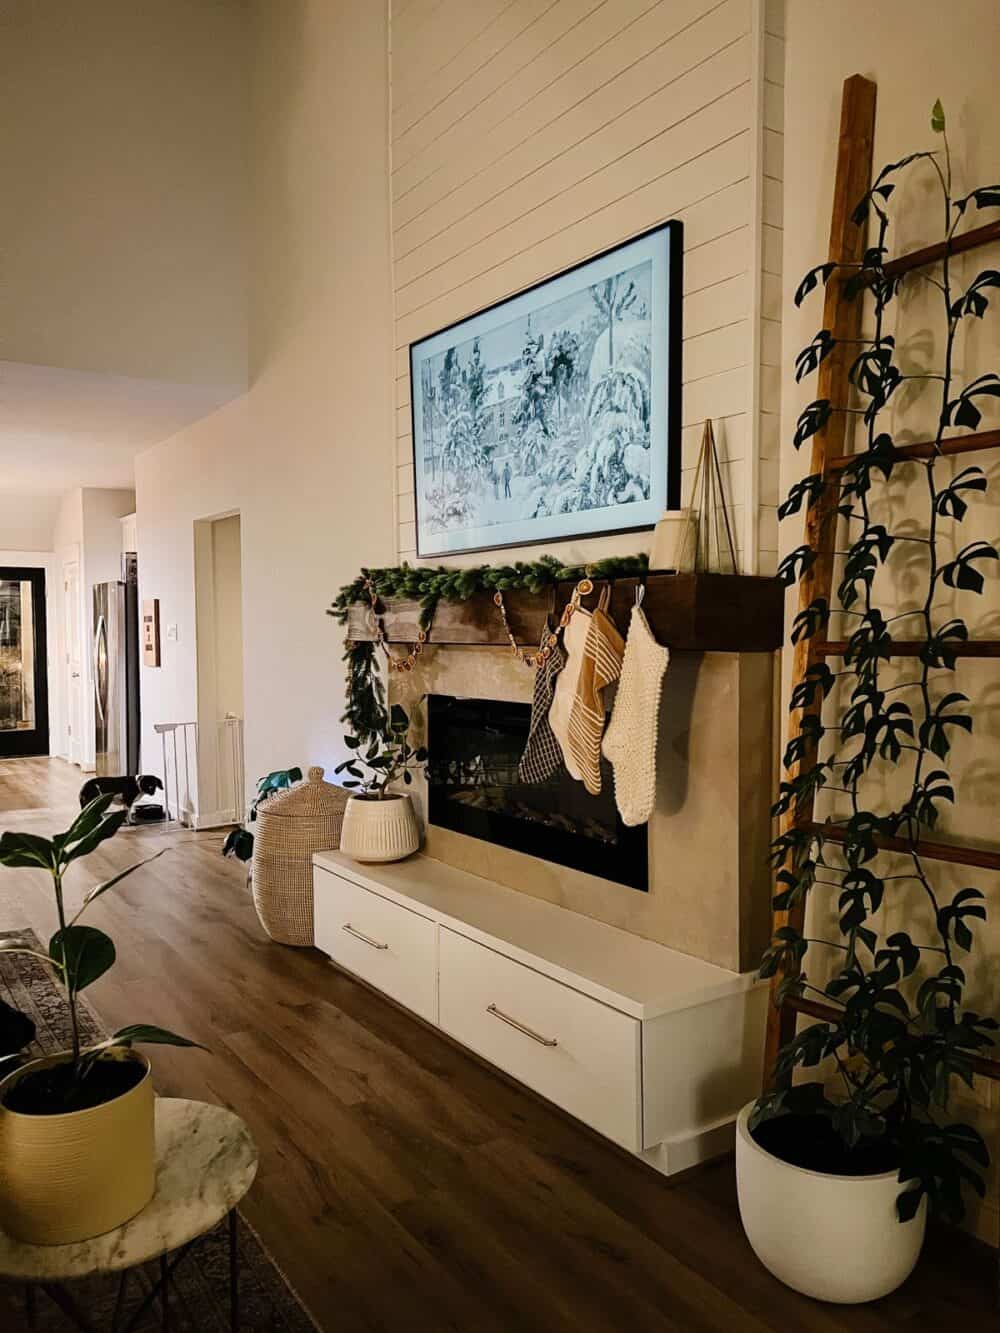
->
[0,1048,155,1244]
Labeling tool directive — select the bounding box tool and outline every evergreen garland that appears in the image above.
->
[327,553,649,742]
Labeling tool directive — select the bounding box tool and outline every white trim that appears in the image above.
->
[744,0,769,576]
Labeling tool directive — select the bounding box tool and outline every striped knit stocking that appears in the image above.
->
[568,588,624,796]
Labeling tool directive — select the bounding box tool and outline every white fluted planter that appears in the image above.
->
[339,793,420,864]
[735,1102,926,1304]
[0,1049,155,1244]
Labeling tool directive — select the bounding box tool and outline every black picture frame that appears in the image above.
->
[409,219,683,558]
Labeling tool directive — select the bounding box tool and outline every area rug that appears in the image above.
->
[0,930,319,1332]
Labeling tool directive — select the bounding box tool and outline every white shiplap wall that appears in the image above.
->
[389,0,782,570]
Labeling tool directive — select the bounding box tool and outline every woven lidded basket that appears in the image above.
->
[251,766,348,946]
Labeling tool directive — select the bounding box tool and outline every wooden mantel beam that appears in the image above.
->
[346,573,784,654]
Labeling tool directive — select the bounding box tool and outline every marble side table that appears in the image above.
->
[0,1098,258,1332]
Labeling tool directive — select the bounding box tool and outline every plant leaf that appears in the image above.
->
[795,330,836,382]
[793,263,837,308]
[950,270,1000,320]
[776,545,817,588]
[793,400,832,449]
[0,831,56,870]
[54,794,118,858]
[61,809,129,865]
[940,541,999,595]
[778,474,825,521]
[50,925,116,993]
[954,184,1000,216]
[109,1024,207,1051]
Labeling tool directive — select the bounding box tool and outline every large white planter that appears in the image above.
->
[735,1102,927,1303]
[339,793,420,864]
[0,1049,155,1244]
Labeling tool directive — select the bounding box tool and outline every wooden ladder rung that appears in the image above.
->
[818,639,1000,659]
[827,428,1000,472]
[879,218,1000,281]
[785,995,1000,1081]
[803,819,1000,873]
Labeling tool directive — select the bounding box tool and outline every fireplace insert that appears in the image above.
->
[426,694,648,891]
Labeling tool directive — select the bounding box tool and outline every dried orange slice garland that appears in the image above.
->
[493,577,592,669]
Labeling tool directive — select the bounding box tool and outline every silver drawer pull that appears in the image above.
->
[486,1003,558,1047]
[342,923,388,951]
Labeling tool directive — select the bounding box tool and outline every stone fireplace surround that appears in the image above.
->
[391,641,777,975]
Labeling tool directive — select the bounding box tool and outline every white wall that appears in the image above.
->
[782,0,1000,1243]
[211,516,244,724]
[390,0,784,573]
[0,493,62,551]
[190,512,245,823]
[0,0,247,390]
[135,1,395,798]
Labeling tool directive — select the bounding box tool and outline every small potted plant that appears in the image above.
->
[335,705,426,863]
[0,796,203,1244]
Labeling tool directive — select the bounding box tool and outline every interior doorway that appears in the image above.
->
[193,512,245,827]
[0,567,50,758]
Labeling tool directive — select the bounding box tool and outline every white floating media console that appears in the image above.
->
[313,850,767,1174]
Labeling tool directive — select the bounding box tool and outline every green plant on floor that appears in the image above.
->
[336,705,427,799]
[222,767,303,862]
[755,101,998,1224]
[0,795,201,1106]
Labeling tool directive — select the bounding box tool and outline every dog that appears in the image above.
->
[79,773,164,810]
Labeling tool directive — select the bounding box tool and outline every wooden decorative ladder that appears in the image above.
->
[766,72,1000,1258]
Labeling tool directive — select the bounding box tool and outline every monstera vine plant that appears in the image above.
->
[754,101,998,1225]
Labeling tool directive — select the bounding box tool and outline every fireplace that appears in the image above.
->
[426,694,648,891]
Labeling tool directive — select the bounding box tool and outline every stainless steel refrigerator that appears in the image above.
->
[93,577,140,777]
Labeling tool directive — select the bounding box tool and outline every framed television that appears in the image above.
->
[409,220,683,557]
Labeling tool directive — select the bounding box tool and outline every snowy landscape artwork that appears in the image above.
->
[410,222,681,556]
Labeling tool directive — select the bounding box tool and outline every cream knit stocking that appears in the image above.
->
[602,603,670,826]
[548,605,591,782]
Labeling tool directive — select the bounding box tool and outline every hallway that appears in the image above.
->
[0,759,995,1331]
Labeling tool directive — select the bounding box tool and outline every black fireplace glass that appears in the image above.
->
[427,694,648,891]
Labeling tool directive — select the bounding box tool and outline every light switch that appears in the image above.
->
[166,623,179,641]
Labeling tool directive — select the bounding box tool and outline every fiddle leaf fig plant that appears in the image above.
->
[0,794,202,1106]
[336,704,427,799]
[758,102,998,1225]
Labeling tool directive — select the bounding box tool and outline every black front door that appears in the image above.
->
[0,567,50,758]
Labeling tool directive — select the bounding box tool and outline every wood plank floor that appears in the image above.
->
[0,758,995,1331]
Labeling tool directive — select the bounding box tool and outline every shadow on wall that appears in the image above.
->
[655,651,699,816]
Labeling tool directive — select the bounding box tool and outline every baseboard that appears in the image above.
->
[639,1115,738,1177]
[191,808,239,830]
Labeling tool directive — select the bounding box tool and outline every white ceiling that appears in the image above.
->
[0,361,238,494]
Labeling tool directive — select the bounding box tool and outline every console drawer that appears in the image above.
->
[438,926,641,1149]
[313,868,437,1023]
